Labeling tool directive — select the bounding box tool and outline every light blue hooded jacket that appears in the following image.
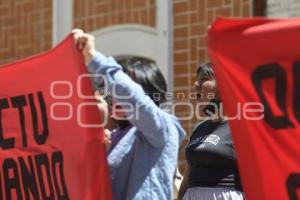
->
[88,52,186,200]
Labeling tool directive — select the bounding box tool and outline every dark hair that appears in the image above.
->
[197,62,215,81]
[117,57,167,106]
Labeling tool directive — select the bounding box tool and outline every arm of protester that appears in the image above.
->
[73,29,182,147]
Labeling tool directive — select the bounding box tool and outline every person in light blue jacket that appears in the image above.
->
[73,29,186,200]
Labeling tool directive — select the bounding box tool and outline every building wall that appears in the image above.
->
[0,0,52,65]
[73,0,156,32]
[173,0,251,172]
[266,0,300,17]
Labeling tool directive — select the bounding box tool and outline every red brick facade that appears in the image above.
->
[0,0,52,64]
[73,0,156,32]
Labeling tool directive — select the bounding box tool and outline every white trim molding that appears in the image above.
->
[92,25,158,60]
[52,0,73,46]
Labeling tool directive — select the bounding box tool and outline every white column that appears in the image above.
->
[156,0,173,94]
[249,0,254,16]
[52,0,73,46]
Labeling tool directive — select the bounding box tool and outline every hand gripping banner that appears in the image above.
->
[0,35,112,200]
[209,18,300,200]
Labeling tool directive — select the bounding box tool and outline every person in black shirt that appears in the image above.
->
[178,63,244,200]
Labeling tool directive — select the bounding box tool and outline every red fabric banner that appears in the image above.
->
[0,35,112,200]
[209,18,300,200]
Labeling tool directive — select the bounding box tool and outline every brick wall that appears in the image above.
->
[0,0,52,65]
[173,0,251,173]
[73,0,156,32]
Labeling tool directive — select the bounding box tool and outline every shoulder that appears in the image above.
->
[213,121,233,141]
[191,120,211,136]
[192,120,208,131]
[214,121,231,134]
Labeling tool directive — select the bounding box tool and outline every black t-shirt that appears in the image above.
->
[185,120,242,190]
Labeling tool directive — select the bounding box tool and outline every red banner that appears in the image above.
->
[0,35,112,200]
[209,18,300,200]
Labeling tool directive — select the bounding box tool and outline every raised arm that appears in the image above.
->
[73,29,183,147]
[89,51,174,147]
